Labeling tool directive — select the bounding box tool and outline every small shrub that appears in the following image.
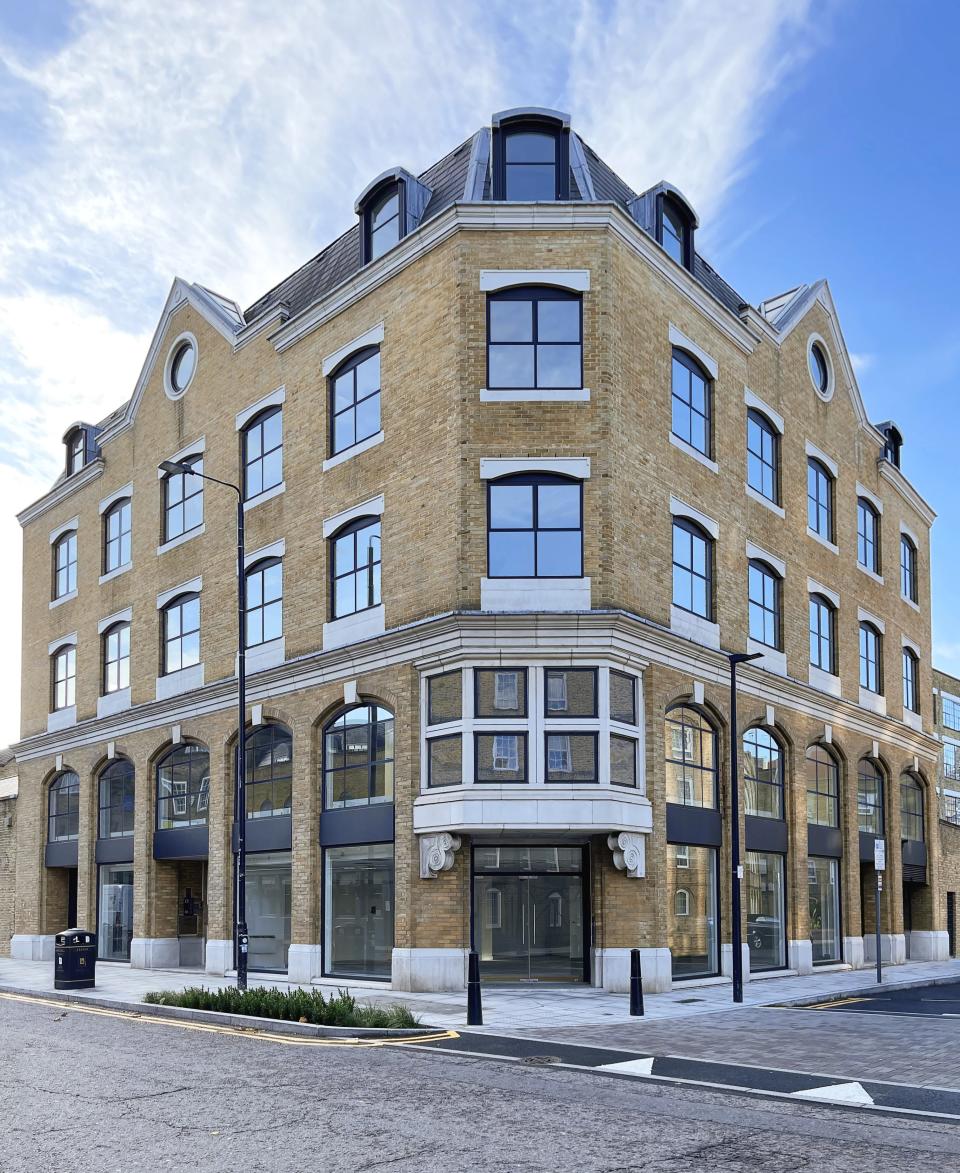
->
[143,985,419,1029]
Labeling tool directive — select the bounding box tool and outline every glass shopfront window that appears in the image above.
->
[325,843,394,980]
[246,851,291,971]
[667,844,718,979]
[745,851,786,971]
[808,856,841,964]
[98,865,133,961]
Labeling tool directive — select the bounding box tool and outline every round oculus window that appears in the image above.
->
[171,341,196,393]
[808,342,829,395]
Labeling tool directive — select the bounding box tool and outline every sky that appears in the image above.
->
[0,0,957,748]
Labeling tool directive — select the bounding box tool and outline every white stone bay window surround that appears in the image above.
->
[415,661,651,849]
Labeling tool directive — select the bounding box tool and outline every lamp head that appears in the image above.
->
[159,460,192,476]
[729,651,764,667]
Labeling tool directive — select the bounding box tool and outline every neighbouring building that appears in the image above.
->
[8,107,947,992]
[0,748,17,955]
[934,666,960,957]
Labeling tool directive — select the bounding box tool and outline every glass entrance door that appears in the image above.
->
[98,865,133,961]
[473,846,585,982]
[246,852,292,971]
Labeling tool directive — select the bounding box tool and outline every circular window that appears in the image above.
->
[164,333,198,400]
[808,338,831,398]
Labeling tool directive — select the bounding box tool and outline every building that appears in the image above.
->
[8,107,947,992]
[933,667,960,957]
[0,748,17,955]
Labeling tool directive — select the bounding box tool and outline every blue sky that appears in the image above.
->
[0,0,956,745]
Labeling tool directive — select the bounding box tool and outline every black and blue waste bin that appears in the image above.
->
[54,930,97,990]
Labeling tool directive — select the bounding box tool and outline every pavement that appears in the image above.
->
[2,991,959,1171]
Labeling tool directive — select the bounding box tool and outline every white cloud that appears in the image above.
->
[0,0,819,746]
[850,352,875,375]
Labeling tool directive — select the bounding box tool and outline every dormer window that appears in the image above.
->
[355,168,432,266]
[492,108,570,201]
[65,428,88,475]
[657,194,695,270]
[661,202,685,265]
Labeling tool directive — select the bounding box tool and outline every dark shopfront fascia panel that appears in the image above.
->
[320,804,394,847]
[902,838,928,883]
[232,814,293,854]
[745,816,787,854]
[153,825,209,860]
[666,803,721,847]
[807,824,842,859]
[96,836,134,865]
[45,840,78,868]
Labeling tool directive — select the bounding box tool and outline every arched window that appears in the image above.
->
[743,727,784,819]
[671,350,711,457]
[48,771,79,842]
[245,722,292,818]
[900,535,918,603]
[51,644,76,712]
[672,518,712,619]
[365,182,401,261]
[859,622,882,694]
[486,286,582,391]
[162,593,200,675]
[487,473,583,579]
[675,889,691,916]
[857,759,884,835]
[806,744,839,828]
[103,498,132,574]
[66,429,86,475]
[809,593,836,674]
[748,560,781,649]
[53,530,77,600]
[493,114,569,201]
[156,743,209,829]
[245,557,282,647]
[242,407,283,501]
[323,704,394,809]
[900,774,924,842]
[665,704,717,808]
[99,758,134,839]
[857,498,880,574]
[329,347,381,457]
[746,410,779,504]
[163,455,203,542]
[102,621,130,695]
[331,517,381,618]
[807,458,834,542]
[902,647,920,714]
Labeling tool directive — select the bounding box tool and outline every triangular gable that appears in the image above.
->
[97,278,243,445]
[768,279,877,438]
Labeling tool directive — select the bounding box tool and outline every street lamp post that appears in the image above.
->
[160,461,248,990]
[727,651,763,1004]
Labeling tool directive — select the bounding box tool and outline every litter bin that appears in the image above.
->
[54,929,97,990]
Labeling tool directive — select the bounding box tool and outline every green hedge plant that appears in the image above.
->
[143,985,419,1029]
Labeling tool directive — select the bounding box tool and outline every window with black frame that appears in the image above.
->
[661,200,685,265]
[496,122,566,200]
[903,647,920,714]
[329,348,381,457]
[807,458,834,541]
[900,534,918,602]
[900,774,924,842]
[857,498,880,574]
[330,517,381,618]
[243,407,283,501]
[98,759,135,838]
[245,723,292,818]
[103,499,131,574]
[806,744,839,827]
[487,474,582,578]
[487,287,582,391]
[747,410,778,503]
[859,622,882,694]
[67,429,86,474]
[102,621,130,694]
[748,560,780,649]
[365,183,402,261]
[163,456,203,542]
[156,743,209,829]
[671,350,711,457]
[162,593,200,674]
[53,530,77,600]
[665,704,717,808]
[324,704,394,808]
[48,771,80,842]
[672,518,712,619]
[809,593,836,674]
[857,759,884,835]
[51,644,76,711]
[743,727,784,819]
[245,557,282,647]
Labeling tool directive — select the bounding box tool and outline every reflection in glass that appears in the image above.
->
[665,706,717,808]
[246,851,292,970]
[745,851,786,970]
[742,728,783,819]
[98,865,133,961]
[325,843,394,979]
[808,856,841,963]
[667,845,718,978]
[324,705,394,809]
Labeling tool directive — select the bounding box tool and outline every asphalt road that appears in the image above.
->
[2,995,960,1172]
[803,978,960,1018]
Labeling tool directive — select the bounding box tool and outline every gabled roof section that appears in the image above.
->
[97,278,245,445]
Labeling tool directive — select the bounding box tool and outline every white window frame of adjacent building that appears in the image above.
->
[944,740,960,783]
[419,662,643,794]
[943,693,960,732]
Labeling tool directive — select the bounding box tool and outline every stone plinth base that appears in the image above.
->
[591,947,672,993]
[392,948,467,992]
[287,944,323,984]
[130,937,180,969]
[10,934,56,962]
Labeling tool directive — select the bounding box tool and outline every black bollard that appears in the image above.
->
[629,947,644,1017]
[467,950,483,1026]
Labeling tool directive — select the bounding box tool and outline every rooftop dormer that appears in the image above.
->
[877,420,904,469]
[62,423,98,477]
[355,168,432,265]
[491,107,571,201]
[628,182,699,272]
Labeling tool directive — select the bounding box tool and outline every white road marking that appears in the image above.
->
[596,1057,655,1075]
[792,1081,875,1105]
